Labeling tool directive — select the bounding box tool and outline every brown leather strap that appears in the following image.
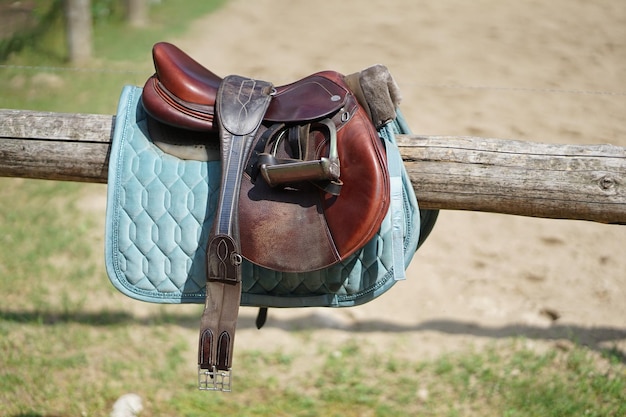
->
[198,75,273,391]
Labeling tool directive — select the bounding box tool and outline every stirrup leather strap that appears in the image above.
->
[198,75,274,391]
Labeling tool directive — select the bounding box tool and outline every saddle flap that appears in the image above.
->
[264,73,349,123]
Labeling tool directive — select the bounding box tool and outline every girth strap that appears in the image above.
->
[198,75,274,391]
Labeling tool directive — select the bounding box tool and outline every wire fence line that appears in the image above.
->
[1,63,625,97]
[0,64,148,75]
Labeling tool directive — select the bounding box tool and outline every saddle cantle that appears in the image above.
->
[143,42,390,273]
[141,41,221,132]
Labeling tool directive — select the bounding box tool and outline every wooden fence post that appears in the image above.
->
[64,0,93,63]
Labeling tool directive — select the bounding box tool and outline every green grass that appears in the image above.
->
[0,180,98,309]
[1,2,625,416]
[1,316,624,417]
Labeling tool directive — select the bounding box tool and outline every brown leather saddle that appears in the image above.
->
[141,42,390,390]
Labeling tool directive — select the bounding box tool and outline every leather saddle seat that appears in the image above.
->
[143,42,352,135]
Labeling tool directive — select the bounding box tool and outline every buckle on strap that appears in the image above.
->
[198,366,232,392]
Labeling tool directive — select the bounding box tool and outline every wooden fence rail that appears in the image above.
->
[1,109,624,225]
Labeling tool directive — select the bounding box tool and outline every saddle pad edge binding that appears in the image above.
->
[106,87,170,303]
[106,86,152,303]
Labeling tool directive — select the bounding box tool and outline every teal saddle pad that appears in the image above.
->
[105,85,427,308]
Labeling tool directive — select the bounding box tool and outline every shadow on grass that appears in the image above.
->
[0,308,198,327]
[10,414,63,417]
[265,314,626,362]
[2,307,625,362]
[0,309,136,326]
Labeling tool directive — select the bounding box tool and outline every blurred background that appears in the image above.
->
[1,1,624,416]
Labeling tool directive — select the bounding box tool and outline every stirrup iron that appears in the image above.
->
[259,119,340,187]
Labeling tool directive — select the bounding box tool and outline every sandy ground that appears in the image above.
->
[129,0,626,364]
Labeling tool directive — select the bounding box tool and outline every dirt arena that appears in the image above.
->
[143,0,626,363]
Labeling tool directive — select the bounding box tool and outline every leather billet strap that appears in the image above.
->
[198,75,274,391]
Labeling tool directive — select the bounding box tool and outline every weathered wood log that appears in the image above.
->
[0,110,113,183]
[1,109,624,224]
[396,136,625,225]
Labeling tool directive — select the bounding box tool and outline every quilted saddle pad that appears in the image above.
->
[105,85,425,308]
